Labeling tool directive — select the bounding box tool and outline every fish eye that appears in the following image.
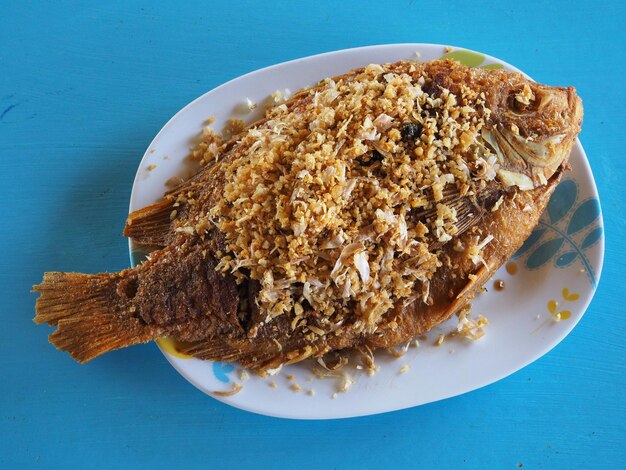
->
[507,88,536,113]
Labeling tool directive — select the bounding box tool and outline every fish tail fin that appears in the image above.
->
[33,272,158,363]
[123,198,175,245]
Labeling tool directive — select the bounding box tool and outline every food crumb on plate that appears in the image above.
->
[307,389,315,396]
[286,374,295,381]
[146,164,157,171]
[238,369,249,381]
[212,382,243,397]
[400,364,410,374]
[435,334,445,346]
[268,381,278,389]
[246,97,257,110]
[291,383,302,392]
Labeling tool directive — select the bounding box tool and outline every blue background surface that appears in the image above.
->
[2,1,624,468]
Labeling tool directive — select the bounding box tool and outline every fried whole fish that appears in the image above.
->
[34,59,583,372]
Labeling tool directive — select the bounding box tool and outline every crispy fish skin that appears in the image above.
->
[34,59,583,370]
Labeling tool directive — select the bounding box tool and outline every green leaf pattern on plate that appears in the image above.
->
[439,49,504,69]
[513,179,602,287]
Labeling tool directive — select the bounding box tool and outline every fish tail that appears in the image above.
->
[33,272,158,363]
[123,198,175,245]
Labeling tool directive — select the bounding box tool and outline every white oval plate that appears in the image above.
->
[129,44,604,419]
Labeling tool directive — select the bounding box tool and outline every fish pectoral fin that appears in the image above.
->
[33,272,159,363]
[123,198,176,246]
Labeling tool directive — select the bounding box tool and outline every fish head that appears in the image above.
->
[482,76,583,190]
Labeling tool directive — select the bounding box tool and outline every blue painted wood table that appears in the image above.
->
[1,1,624,468]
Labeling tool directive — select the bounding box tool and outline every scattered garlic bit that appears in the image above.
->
[332,392,338,399]
[291,383,302,392]
[457,310,489,340]
[311,367,356,394]
[190,124,224,165]
[317,353,348,371]
[338,372,355,393]
[412,339,420,348]
[238,369,249,381]
[269,381,278,389]
[265,365,282,376]
[491,195,505,212]
[269,88,291,104]
[205,116,216,125]
[358,345,376,374]
[515,84,535,105]
[553,313,562,322]
[468,235,494,267]
[209,61,492,337]
[286,374,295,381]
[223,118,247,138]
[212,382,243,397]
[246,97,257,110]
[366,366,380,377]
[146,164,157,171]
[387,341,411,358]
[307,389,316,396]
[400,365,410,374]
[435,334,445,346]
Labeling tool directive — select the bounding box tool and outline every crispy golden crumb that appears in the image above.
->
[238,369,249,381]
[209,62,492,334]
[286,374,295,381]
[400,365,410,374]
[212,382,243,396]
[457,312,489,340]
[435,334,445,346]
[291,383,302,392]
[269,381,278,388]
[146,164,157,171]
